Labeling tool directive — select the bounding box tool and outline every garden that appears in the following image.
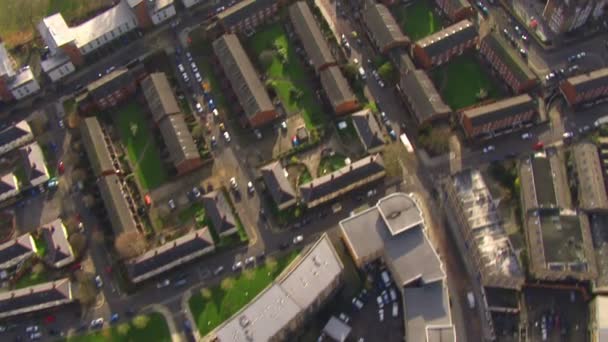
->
[64,312,171,342]
[393,0,443,41]
[317,153,347,177]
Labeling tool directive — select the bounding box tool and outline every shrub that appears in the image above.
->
[132,315,151,329]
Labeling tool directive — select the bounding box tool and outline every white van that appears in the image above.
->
[467,291,475,309]
[358,66,366,80]
[381,271,391,286]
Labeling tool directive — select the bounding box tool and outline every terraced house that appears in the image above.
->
[76,68,138,114]
[0,43,40,102]
[412,20,477,70]
[434,0,474,22]
[560,67,608,108]
[362,2,410,54]
[399,69,451,124]
[216,0,279,35]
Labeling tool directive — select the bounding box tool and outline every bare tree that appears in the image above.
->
[114,231,147,259]
[69,232,87,257]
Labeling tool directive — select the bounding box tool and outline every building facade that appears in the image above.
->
[434,0,474,22]
[560,67,608,108]
[543,0,606,34]
[412,20,477,70]
[0,43,40,102]
[217,0,279,34]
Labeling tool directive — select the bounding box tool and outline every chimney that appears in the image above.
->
[330,174,334,180]
[370,155,374,162]
[350,164,353,171]
[154,250,159,256]
[173,241,177,248]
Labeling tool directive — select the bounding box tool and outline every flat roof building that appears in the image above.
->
[519,151,571,212]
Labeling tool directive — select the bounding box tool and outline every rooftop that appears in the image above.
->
[9,67,36,89]
[202,191,237,237]
[480,32,536,82]
[0,174,18,198]
[416,20,477,59]
[217,0,276,28]
[0,120,33,153]
[362,3,410,51]
[158,114,200,166]
[80,117,115,177]
[21,142,49,187]
[289,1,336,71]
[377,192,424,235]
[86,68,134,100]
[141,72,181,123]
[0,233,35,269]
[461,94,536,126]
[530,153,558,209]
[403,281,455,342]
[400,69,451,123]
[319,66,357,112]
[596,295,608,342]
[350,109,384,151]
[260,161,296,208]
[573,143,608,211]
[42,219,74,268]
[71,0,136,48]
[565,67,608,94]
[0,278,73,319]
[97,174,138,236]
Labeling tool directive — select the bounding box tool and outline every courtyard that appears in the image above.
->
[393,0,443,41]
[64,312,171,342]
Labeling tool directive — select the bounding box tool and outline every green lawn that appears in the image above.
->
[64,313,171,342]
[247,23,325,129]
[189,251,299,336]
[14,266,48,289]
[317,154,347,177]
[394,0,443,41]
[297,168,312,185]
[0,0,113,47]
[178,202,205,225]
[431,54,503,109]
[116,102,167,190]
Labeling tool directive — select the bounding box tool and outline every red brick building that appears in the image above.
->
[76,68,137,114]
[362,3,410,54]
[560,67,608,108]
[320,66,360,116]
[216,0,280,34]
[412,20,477,70]
[434,0,474,22]
[479,33,537,94]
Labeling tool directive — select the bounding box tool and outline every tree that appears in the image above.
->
[132,315,150,329]
[191,124,204,140]
[117,323,131,336]
[69,232,87,257]
[76,271,97,307]
[220,277,235,291]
[341,63,359,83]
[114,231,147,259]
[201,288,212,300]
[377,62,397,84]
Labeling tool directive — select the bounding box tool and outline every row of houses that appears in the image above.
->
[0,43,40,102]
[0,141,51,204]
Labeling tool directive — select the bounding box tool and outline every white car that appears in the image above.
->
[521,132,532,140]
[389,288,397,302]
[94,275,103,288]
[178,64,185,73]
[30,332,42,340]
[352,297,364,310]
[381,271,391,286]
[376,296,384,308]
[168,199,176,210]
[392,302,399,317]
[190,62,198,72]
[90,318,104,329]
[245,256,255,266]
[339,313,350,324]
[482,145,495,153]
[230,177,238,190]
[563,131,574,139]
[213,266,224,275]
[293,235,304,244]
[280,121,288,131]
[223,131,231,142]
[213,108,220,118]
[378,309,384,322]
[195,72,202,82]
[247,181,255,194]
[195,102,203,113]
[186,52,193,62]
[25,326,39,333]
[254,129,262,140]
[232,261,243,271]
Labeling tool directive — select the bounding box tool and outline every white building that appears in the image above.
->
[0,44,40,101]
[147,0,177,25]
[41,53,75,83]
[0,120,34,156]
[592,295,608,342]
[181,0,203,8]
[20,142,50,187]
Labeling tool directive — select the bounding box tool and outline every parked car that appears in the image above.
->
[58,119,65,129]
[533,141,544,150]
[195,102,203,113]
[563,131,574,139]
[94,275,103,289]
[90,318,104,329]
[521,132,532,140]
[223,131,231,142]
[178,64,185,73]
[168,199,176,211]
[25,326,38,333]
[352,297,364,310]
[381,271,391,286]
[389,288,397,302]
[378,309,384,322]
[186,52,193,62]
[376,296,384,308]
[210,136,217,148]
[293,235,304,244]
[245,256,255,266]
[280,121,288,131]
[213,266,224,275]
[247,181,255,194]
[482,145,495,154]
[232,261,243,271]
[230,177,238,190]
[254,129,262,140]
[110,313,119,324]
[190,187,202,200]
[157,279,170,288]
[339,313,350,324]
[392,302,399,317]
[29,332,42,340]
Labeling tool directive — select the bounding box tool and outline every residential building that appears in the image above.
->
[97,174,139,236]
[19,143,49,188]
[0,278,74,319]
[0,43,41,102]
[543,0,606,34]
[350,109,385,153]
[289,2,337,72]
[434,0,474,22]
[399,69,451,124]
[390,49,416,74]
[573,143,608,212]
[362,3,410,54]
[459,94,537,139]
[76,68,137,114]
[0,121,33,156]
[127,0,176,27]
[202,191,239,238]
[299,155,386,209]
[412,20,477,70]
[40,53,75,83]
[261,161,297,210]
[319,66,359,116]
[560,67,608,108]
[340,193,455,342]
[0,233,36,270]
[519,151,571,212]
[41,219,75,269]
[206,234,343,342]
[80,117,118,178]
[479,33,538,94]
[141,72,180,123]
[37,0,138,66]
[126,228,215,283]
[0,174,19,203]
[216,0,279,34]
[443,169,525,290]
[591,295,608,342]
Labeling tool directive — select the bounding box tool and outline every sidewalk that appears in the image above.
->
[143,304,186,342]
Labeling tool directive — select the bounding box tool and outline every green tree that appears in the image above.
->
[132,315,151,329]
[342,63,359,83]
[220,277,235,290]
[377,62,397,84]
[117,323,131,336]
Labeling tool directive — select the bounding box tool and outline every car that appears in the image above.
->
[481,6,489,15]
[230,177,238,190]
[0,325,5,332]
[257,252,266,261]
[157,279,170,288]
[210,136,217,147]
[392,302,399,317]
[482,145,495,153]
[29,332,42,340]
[58,161,65,174]
[58,119,65,129]
[279,241,290,250]
[191,187,202,199]
[223,131,231,142]
[352,297,364,310]
[178,64,185,73]
[367,189,377,198]
[389,288,397,302]
[25,326,38,333]
[521,34,528,42]
[380,111,388,123]
[110,313,119,323]
[563,131,574,139]
[195,102,203,113]
[184,320,192,332]
[382,291,390,304]
[381,271,391,286]
[94,275,103,288]
[190,62,198,72]
[577,51,587,59]
[208,98,216,110]
[219,122,226,132]
[90,318,104,329]
[168,199,176,211]
[388,129,397,140]
[533,141,544,150]
[376,296,384,308]
[521,132,532,140]
[280,121,288,131]
[182,72,189,82]
[358,66,366,79]
[186,52,192,61]
[545,72,556,81]
[519,48,527,57]
[245,256,255,266]
[174,278,187,287]
[254,129,262,140]
[293,235,304,244]
[213,266,224,275]
[212,108,220,118]
[378,309,384,322]
[339,313,350,324]
[232,261,243,271]
[247,181,255,194]
[378,80,385,88]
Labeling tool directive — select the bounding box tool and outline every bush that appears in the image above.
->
[117,323,131,336]
[220,277,235,290]
[201,288,212,299]
[132,315,151,329]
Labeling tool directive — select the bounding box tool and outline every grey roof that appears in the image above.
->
[40,52,71,73]
[416,20,477,59]
[401,69,451,122]
[289,1,336,71]
[403,281,455,342]
[98,174,138,236]
[9,68,36,88]
[42,219,74,268]
[340,193,445,286]
[323,316,352,342]
[86,68,133,101]
[481,33,536,82]
[21,143,49,187]
[0,174,18,197]
[461,94,536,126]
[127,228,214,283]
[573,143,608,211]
[362,3,409,51]
[377,193,424,235]
[0,278,73,319]
[351,109,384,151]
[0,234,35,270]
[531,154,558,208]
[217,0,276,29]
[202,191,238,236]
[319,66,357,112]
[70,0,136,48]
[80,117,114,177]
[565,67,608,95]
[260,161,296,207]
[0,43,15,78]
[0,120,33,153]
[299,155,385,205]
[158,114,200,166]
[389,48,415,74]
[141,73,181,123]
[212,34,275,122]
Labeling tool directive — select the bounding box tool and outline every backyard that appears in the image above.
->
[393,0,443,41]
[431,54,502,109]
[317,154,347,176]
[247,23,325,129]
[64,312,171,342]
[189,251,299,336]
[0,0,114,47]
[115,102,168,190]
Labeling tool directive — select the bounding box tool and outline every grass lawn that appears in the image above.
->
[189,251,299,336]
[178,202,205,225]
[394,0,443,41]
[431,54,503,109]
[64,312,171,342]
[297,168,312,185]
[247,23,325,129]
[317,154,347,177]
[14,265,48,289]
[116,102,167,190]
[0,0,114,47]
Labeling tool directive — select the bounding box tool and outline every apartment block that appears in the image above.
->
[560,67,608,108]
[412,20,477,70]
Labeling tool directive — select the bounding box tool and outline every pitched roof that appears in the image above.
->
[573,143,608,211]
[289,1,336,71]
[0,43,15,78]
[461,94,535,126]
[86,68,134,101]
[141,72,181,123]
[97,174,138,236]
[127,228,215,283]
[0,120,33,155]
[362,3,409,51]
[202,191,238,236]
[42,219,74,268]
[299,155,385,205]
[0,233,35,269]
[217,0,276,28]
[416,20,477,59]
[351,109,384,151]
[80,117,114,177]
[260,161,296,207]
[401,70,451,122]
[0,278,73,319]
[389,48,415,74]
[212,34,275,121]
[481,33,536,83]
[158,114,200,166]
[565,67,608,95]
[320,66,357,112]
[0,174,18,199]
[71,0,136,48]
[20,143,49,187]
